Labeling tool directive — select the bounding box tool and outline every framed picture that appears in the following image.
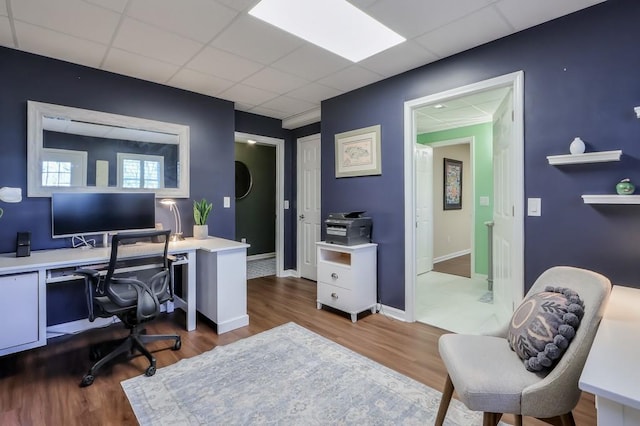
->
[334,125,381,178]
[443,158,462,210]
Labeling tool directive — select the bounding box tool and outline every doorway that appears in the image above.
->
[234,132,285,277]
[404,71,525,333]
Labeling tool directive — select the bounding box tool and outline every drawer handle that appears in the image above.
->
[331,292,338,299]
[331,272,338,280]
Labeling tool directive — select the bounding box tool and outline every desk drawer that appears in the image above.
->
[317,262,352,290]
[317,282,354,312]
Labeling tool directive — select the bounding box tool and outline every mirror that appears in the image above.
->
[235,161,252,199]
[27,100,190,198]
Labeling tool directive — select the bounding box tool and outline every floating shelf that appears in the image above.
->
[582,194,640,204]
[547,150,622,165]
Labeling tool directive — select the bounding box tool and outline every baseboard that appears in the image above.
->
[216,315,249,334]
[377,304,406,322]
[433,249,471,264]
[247,252,276,261]
[279,269,298,278]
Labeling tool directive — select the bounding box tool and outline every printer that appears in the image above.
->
[325,211,372,246]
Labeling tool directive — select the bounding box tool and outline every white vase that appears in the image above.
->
[569,137,585,155]
[193,224,208,240]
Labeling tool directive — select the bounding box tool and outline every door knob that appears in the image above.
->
[299,214,305,220]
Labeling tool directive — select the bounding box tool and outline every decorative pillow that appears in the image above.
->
[507,286,584,372]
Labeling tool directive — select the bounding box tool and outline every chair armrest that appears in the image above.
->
[109,277,160,322]
[481,321,510,338]
[74,268,100,322]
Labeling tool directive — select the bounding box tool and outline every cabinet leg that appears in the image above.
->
[371,306,376,314]
[351,313,357,323]
[316,302,322,310]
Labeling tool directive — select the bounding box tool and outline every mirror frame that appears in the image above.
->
[27,100,190,198]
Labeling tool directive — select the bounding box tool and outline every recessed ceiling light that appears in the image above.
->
[249,0,405,62]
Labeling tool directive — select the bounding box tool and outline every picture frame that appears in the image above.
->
[443,158,462,210]
[334,125,381,178]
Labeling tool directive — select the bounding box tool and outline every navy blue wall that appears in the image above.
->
[322,0,640,310]
[0,46,239,252]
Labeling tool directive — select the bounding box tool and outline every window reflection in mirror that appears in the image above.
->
[28,101,190,198]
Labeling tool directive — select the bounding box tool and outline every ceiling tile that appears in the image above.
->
[126,0,238,43]
[210,15,303,65]
[12,0,120,44]
[259,95,316,116]
[415,7,513,58]
[360,41,438,77]
[218,83,279,106]
[0,1,7,15]
[215,0,259,12]
[103,47,180,83]
[168,68,235,97]
[243,67,309,95]
[15,21,107,67]
[0,16,13,47]
[286,83,343,104]
[271,44,351,81]
[246,104,288,119]
[318,66,384,92]
[83,0,128,13]
[366,0,492,39]
[495,0,605,31]
[113,18,204,66]
[186,46,264,81]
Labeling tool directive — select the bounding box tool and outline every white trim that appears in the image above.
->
[281,269,299,278]
[282,107,321,129]
[378,304,406,322]
[247,252,276,261]
[235,132,285,277]
[433,249,471,264]
[404,71,525,323]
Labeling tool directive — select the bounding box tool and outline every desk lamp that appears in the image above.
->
[0,187,22,218]
[160,198,184,241]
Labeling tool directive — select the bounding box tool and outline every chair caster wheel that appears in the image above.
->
[80,374,95,387]
[145,365,156,377]
[173,338,181,350]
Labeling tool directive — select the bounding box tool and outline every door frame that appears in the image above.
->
[403,71,524,322]
[296,133,321,279]
[235,131,285,277]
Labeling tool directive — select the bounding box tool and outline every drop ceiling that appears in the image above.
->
[0,0,605,128]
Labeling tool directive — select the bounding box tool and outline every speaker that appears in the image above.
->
[16,232,31,258]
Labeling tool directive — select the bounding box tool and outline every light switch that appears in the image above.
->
[527,198,541,216]
[479,196,490,206]
[223,196,230,208]
[284,200,289,209]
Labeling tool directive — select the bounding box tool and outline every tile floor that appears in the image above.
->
[247,257,276,279]
[415,271,510,335]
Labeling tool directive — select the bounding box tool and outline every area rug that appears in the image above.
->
[122,322,483,425]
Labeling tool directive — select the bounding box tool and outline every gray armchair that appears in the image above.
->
[435,266,611,426]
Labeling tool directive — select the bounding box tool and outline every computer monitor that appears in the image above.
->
[52,192,156,239]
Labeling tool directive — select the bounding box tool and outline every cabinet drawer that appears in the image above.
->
[317,262,352,289]
[317,282,354,311]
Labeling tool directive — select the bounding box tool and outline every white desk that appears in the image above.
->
[579,286,640,425]
[0,237,249,357]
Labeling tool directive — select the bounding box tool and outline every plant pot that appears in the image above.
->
[193,224,208,240]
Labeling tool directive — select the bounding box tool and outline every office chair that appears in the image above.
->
[76,229,181,387]
[435,266,611,426]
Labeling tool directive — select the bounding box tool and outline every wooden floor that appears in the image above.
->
[433,254,471,278]
[0,276,596,425]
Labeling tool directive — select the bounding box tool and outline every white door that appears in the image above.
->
[415,145,433,274]
[492,89,515,317]
[297,134,321,280]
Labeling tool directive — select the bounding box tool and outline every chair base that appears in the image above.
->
[80,326,181,387]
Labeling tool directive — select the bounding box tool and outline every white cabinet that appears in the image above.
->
[0,272,41,355]
[316,242,377,322]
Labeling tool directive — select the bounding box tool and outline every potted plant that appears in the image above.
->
[193,198,212,239]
